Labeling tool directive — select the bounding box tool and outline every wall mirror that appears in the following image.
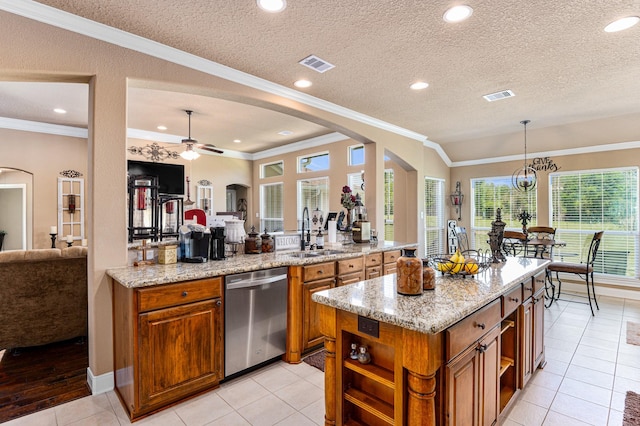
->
[0,167,33,250]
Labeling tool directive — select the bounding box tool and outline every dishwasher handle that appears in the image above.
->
[226,274,288,290]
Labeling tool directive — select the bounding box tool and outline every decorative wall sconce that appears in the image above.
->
[450,181,464,221]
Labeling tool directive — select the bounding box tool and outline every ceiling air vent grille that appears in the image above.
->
[299,55,335,73]
[483,90,515,102]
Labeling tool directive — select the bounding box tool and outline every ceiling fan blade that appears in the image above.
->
[199,144,224,154]
[182,137,198,144]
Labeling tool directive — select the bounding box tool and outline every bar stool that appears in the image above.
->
[546,231,604,315]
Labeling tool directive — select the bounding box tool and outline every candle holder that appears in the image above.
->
[67,241,74,247]
[50,233,57,249]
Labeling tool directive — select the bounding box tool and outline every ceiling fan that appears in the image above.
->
[180,110,223,160]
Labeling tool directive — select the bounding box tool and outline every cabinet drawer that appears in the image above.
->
[523,277,535,300]
[365,252,383,267]
[383,263,397,276]
[532,271,546,296]
[138,277,222,312]
[502,284,522,317]
[446,298,501,361]
[337,271,365,287]
[383,250,401,264]
[303,261,335,282]
[337,256,364,275]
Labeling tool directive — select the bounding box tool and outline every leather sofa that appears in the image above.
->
[0,247,88,350]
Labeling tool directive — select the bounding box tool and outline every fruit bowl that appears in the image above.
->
[429,249,491,277]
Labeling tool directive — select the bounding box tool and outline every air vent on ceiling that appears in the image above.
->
[483,90,515,102]
[299,55,335,73]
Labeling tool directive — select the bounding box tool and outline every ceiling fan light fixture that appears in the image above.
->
[180,145,200,160]
[257,0,286,13]
[443,5,473,23]
[512,119,537,192]
[604,16,639,32]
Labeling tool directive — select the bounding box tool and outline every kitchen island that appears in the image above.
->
[106,241,413,420]
[312,256,549,426]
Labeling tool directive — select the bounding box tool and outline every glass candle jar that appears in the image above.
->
[422,259,436,290]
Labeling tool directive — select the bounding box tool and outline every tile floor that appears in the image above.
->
[4,293,640,425]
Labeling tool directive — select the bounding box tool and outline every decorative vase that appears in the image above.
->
[397,248,423,296]
[345,209,352,231]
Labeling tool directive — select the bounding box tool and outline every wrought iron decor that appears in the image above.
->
[198,179,212,186]
[60,170,83,178]
[128,142,180,162]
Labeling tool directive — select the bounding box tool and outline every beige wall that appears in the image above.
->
[1,10,439,382]
[0,128,87,249]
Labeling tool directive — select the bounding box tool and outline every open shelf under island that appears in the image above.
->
[312,256,549,426]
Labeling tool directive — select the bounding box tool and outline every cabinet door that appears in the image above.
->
[138,298,222,409]
[479,326,500,426]
[303,277,335,350]
[366,266,382,280]
[532,290,545,370]
[383,263,397,276]
[337,271,365,287]
[519,299,533,388]
[446,344,480,426]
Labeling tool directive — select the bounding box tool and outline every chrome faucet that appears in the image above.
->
[301,207,310,250]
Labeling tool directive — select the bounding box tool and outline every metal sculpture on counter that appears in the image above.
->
[488,208,507,263]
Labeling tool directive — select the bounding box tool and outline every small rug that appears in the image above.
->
[303,349,326,372]
[624,391,640,425]
[626,321,640,346]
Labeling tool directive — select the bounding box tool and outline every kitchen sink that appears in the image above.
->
[288,251,321,258]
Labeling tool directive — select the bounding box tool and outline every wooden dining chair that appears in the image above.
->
[526,226,556,258]
[546,231,604,316]
[501,230,527,257]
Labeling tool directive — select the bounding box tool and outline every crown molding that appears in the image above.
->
[0,116,87,138]
[0,1,438,157]
[252,132,350,160]
[450,140,640,168]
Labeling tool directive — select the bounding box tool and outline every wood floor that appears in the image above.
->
[0,337,90,423]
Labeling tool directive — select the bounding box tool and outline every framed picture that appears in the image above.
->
[324,212,338,230]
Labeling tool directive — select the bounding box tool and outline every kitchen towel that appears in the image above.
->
[328,220,337,243]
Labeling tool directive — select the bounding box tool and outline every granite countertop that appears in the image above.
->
[107,241,414,288]
[312,256,550,335]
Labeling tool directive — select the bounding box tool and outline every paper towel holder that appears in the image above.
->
[324,212,338,230]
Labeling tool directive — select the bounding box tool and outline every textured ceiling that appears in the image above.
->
[6,1,640,159]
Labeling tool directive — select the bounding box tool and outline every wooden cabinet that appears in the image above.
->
[303,276,336,351]
[383,250,401,275]
[365,252,383,279]
[113,277,223,420]
[446,300,501,426]
[337,256,365,286]
[519,271,546,388]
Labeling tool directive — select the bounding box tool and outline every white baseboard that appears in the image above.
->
[87,367,114,395]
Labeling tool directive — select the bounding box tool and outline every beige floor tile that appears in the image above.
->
[507,399,548,426]
[549,392,610,425]
[54,394,113,425]
[607,409,624,426]
[66,410,121,425]
[235,394,296,426]
[542,410,593,425]
[530,370,564,392]
[543,359,570,376]
[299,398,326,425]
[304,369,325,389]
[545,346,575,363]
[274,412,318,426]
[251,363,302,392]
[520,382,556,408]
[609,391,627,412]
[545,335,578,352]
[274,378,324,411]
[281,360,323,379]
[582,328,620,344]
[616,351,640,368]
[613,376,640,394]
[564,364,614,389]
[130,410,187,426]
[205,411,251,425]
[571,354,616,375]
[217,377,271,410]
[174,392,234,426]
[558,377,612,407]
[1,408,57,426]
[615,363,640,382]
[574,342,618,362]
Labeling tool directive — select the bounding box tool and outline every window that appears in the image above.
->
[298,152,329,173]
[297,177,329,229]
[384,169,394,241]
[471,177,537,250]
[347,172,365,205]
[260,160,284,178]
[260,183,284,232]
[349,144,364,166]
[424,177,445,256]
[550,167,638,278]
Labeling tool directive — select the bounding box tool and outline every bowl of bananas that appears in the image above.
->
[430,249,491,277]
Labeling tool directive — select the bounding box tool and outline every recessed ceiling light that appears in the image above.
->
[257,0,286,13]
[443,5,473,23]
[294,79,312,88]
[604,16,639,32]
[53,108,67,114]
[278,130,293,136]
[410,81,429,90]
[157,125,167,131]
[233,139,242,143]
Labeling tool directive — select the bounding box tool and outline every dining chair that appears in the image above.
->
[545,231,604,316]
[501,230,527,257]
[526,226,556,258]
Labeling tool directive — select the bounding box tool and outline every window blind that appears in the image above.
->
[384,169,394,241]
[260,183,284,232]
[550,167,638,278]
[424,177,445,256]
[297,177,329,229]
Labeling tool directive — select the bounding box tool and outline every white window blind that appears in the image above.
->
[471,177,537,250]
[297,177,329,229]
[550,167,638,278]
[384,169,394,241]
[347,172,365,205]
[424,177,445,256]
[260,183,284,232]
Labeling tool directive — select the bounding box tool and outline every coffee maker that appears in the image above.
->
[209,226,226,260]
[179,224,211,262]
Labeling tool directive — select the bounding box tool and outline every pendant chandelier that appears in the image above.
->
[512,119,537,192]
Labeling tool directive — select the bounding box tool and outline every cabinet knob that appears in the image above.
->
[216,299,222,306]
[349,264,354,268]
[524,287,532,292]
[476,344,488,353]
[476,322,486,330]
[182,291,188,297]
[317,270,323,275]
[509,297,519,303]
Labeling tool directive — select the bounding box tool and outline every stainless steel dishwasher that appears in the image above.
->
[224,266,288,377]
